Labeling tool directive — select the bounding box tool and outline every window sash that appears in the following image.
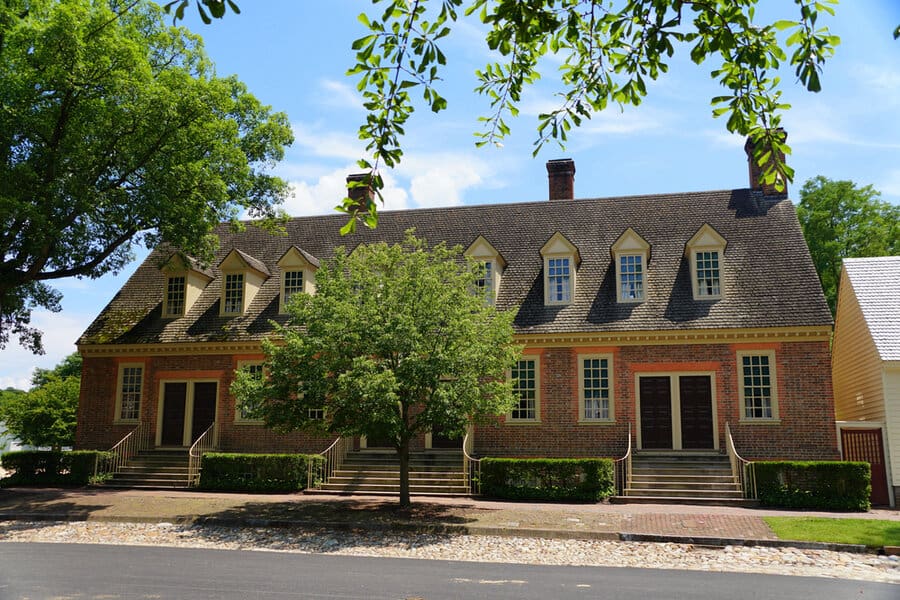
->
[741,355,773,419]
[224,273,244,313]
[547,258,571,303]
[695,251,721,297]
[476,261,494,302]
[619,255,644,301]
[237,363,264,421]
[165,276,186,316]
[283,270,304,307]
[119,366,142,421]
[582,358,610,420]
[511,359,537,420]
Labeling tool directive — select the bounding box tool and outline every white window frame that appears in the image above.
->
[617,254,645,303]
[464,236,505,306]
[508,356,541,423]
[222,272,245,315]
[281,269,305,312]
[234,360,265,424]
[578,354,615,423]
[307,407,325,420]
[476,260,496,305]
[114,362,144,423]
[737,350,780,422]
[545,256,573,305]
[693,249,722,299]
[686,224,726,301]
[163,275,187,317]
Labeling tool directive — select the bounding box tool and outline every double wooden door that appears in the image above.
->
[160,381,217,447]
[639,375,714,450]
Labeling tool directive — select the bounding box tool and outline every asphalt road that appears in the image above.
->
[0,542,894,600]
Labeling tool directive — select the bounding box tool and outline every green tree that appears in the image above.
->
[0,361,80,450]
[232,232,522,506]
[30,353,82,388]
[797,176,900,313]
[0,0,293,353]
[167,0,842,232]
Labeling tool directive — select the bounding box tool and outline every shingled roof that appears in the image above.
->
[842,256,900,361]
[78,187,832,346]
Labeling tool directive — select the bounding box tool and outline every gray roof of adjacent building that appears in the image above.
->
[843,256,900,362]
[78,187,833,347]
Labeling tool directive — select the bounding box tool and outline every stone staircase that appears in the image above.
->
[615,451,756,506]
[312,450,469,496]
[104,449,192,489]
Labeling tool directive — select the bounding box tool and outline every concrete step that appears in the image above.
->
[624,487,745,499]
[611,495,759,507]
[628,481,740,491]
[317,483,470,494]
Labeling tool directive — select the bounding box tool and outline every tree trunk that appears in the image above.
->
[398,438,410,507]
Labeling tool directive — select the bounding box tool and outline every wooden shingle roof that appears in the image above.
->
[78,188,832,346]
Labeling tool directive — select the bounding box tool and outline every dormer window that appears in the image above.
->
[218,249,270,316]
[464,236,506,305]
[277,246,319,313]
[160,253,212,318]
[164,276,186,316]
[540,232,580,307]
[686,224,727,301]
[611,228,650,304]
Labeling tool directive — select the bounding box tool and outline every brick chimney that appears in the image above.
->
[346,173,374,213]
[744,129,787,196]
[546,158,575,201]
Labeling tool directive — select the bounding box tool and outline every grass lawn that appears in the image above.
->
[764,517,900,548]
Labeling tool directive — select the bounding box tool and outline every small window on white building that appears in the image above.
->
[277,246,319,314]
[540,232,580,307]
[223,273,244,314]
[164,276,186,317]
[611,228,650,304]
[464,236,506,305]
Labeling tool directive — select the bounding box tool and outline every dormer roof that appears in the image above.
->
[219,248,270,277]
[464,236,507,268]
[277,246,320,269]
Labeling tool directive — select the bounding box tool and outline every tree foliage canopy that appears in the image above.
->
[797,176,900,314]
[231,232,522,505]
[0,354,82,450]
[0,0,293,352]
[168,0,844,233]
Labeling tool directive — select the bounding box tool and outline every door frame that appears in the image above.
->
[837,421,894,507]
[155,379,219,447]
[635,371,718,451]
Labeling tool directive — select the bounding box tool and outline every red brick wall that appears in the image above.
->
[474,340,838,460]
[78,340,837,459]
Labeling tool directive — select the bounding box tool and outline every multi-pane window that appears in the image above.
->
[308,407,325,420]
[695,251,721,297]
[511,359,537,420]
[165,276,186,316]
[741,354,774,419]
[476,261,494,303]
[118,366,143,421]
[582,357,611,420]
[282,270,304,308]
[223,273,244,314]
[619,255,644,301]
[547,258,571,303]
[237,363,264,421]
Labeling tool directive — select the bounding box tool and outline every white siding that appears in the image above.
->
[833,274,885,421]
[883,366,900,487]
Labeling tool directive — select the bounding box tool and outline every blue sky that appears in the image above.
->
[2,0,899,389]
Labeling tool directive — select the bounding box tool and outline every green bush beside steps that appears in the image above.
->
[754,460,871,511]
[199,452,325,493]
[0,450,112,486]
[480,457,615,502]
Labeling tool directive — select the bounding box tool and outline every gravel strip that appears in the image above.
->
[1,521,898,584]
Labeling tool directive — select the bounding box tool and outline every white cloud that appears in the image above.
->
[0,311,85,391]
[316,79,364,111]
[518,93,667,136]
[284,166,409,217]
[291,123,366,161]
[854,65,900,95]
[702,130,746,149]
[786,101,900,150]
[399,154,492,208]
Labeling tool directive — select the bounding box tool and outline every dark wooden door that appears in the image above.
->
[431,424,463,449]
[841,428,890,506]
[679,376,714,449]
[365,433,394,449]
[640,376,673,449]
[161,382,187,446]
[190,382,217,444]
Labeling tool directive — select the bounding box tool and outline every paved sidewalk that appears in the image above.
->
[0,487,897,550]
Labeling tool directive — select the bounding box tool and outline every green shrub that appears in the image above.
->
[754,461,871,511]
[199,452,325,492]
[0,450,112,486]
[480,457,614,501]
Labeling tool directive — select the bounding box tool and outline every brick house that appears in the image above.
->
[75,142,839,486]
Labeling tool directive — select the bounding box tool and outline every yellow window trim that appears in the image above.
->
[736,349,780,421]
[114,362,145,423]
[234,359,265,424]
[577,353,615,423]
[507,355,541,423]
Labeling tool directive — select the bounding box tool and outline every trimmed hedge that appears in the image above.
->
[0,450,112,487]
[754,461,871,511]
[199,452,325,492]
[480,457,614,502]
